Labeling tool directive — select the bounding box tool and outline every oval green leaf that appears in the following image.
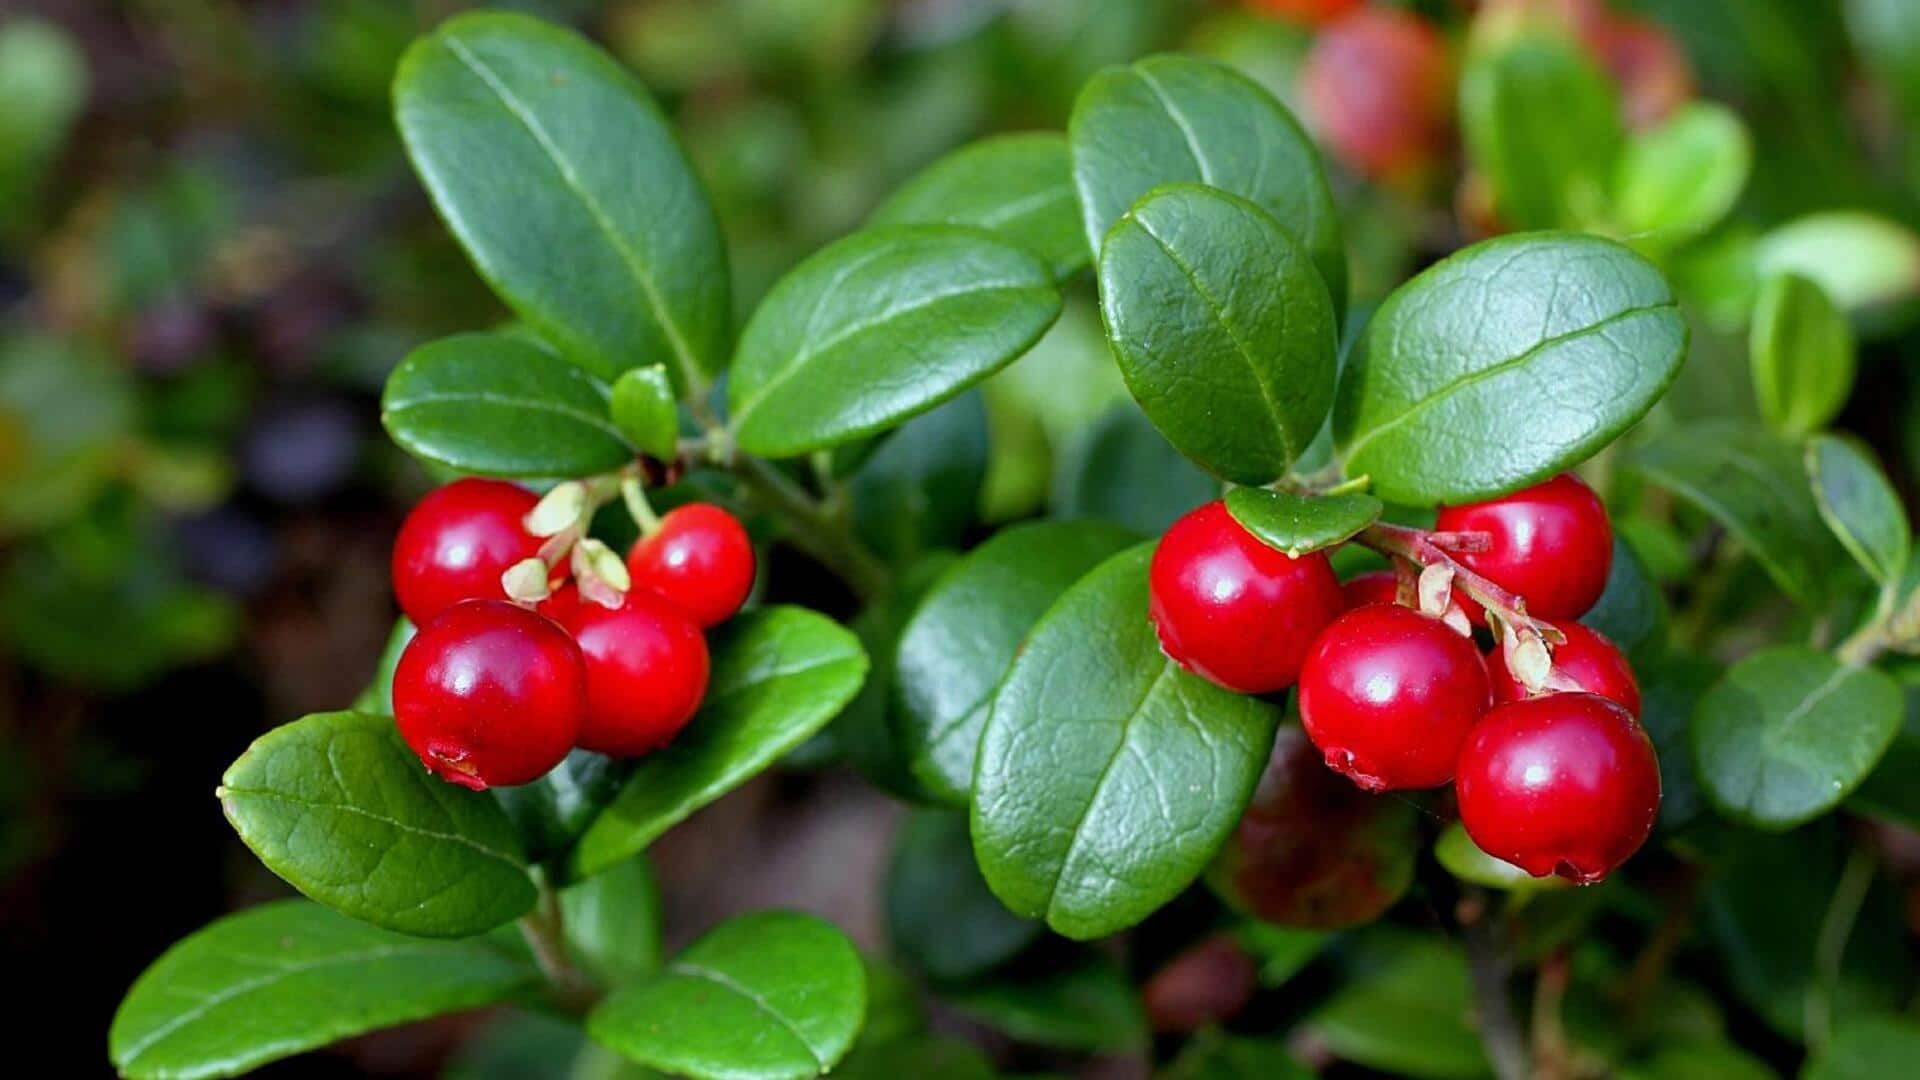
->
[382,333,633,478]
[1807,434,1911,588]
[871,132,1088,281]
[1224,488,1383,558]
[1755,211,1920,333]
[1098,184,1338,484]
[219,711,537,937]
[1434,822,1569,893]
[885,810,1042,983]
[848,391,989,566]
[1751,273,1856,438]
[1335,232,1685,505]
[609,364,680,460]
[971,544,1283,939]
[1306,932,1490,1080]
[1460,32,1622,231]
[1052,402,1219,534]
[727,224,1060,457]
[1612,102,1752,248]
[394,12,727,384]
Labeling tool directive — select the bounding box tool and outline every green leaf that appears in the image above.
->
[941,950,1147,1053]
[1755,212,1920,334]
[350,618,415,715]
[1335,232,1685,505]
[0,18,85,231]
[972,545,1282,939]
[886,810,1042,983]
[1751,274,1856,438]
[609,365,680,461]
[1803,1016,1920,1080]
[588,911,866,1080]
[109,900,534,1080]
[0,336,136,534]
[1612,102,1752,247]
[1097,184,1339,484]
[1849,708,1920,829]
[494,749,635,868]
[561,855,662,986]
[894,519,1138,803]
[1460,32,1622,231]
[1581,536,1669,665]
[871,132,1088,281]
[1164,1032,1314,1080]
[381,333,633,478]
[848,392,988,566]
[1434,822,1569,893]
[219,711,537,937]
[727,225,1060,457]
[572,607,867,877]
[1807,434,1910,588]
[394,12,727,384]
[1692,646,1904,829]
[1237,923,1331,987]
[1307,932,1491,1080]
[1629,420,1844,608]
[1225,488,1383,558]
[1052,403,1218,534]
[1070,53,1346,314]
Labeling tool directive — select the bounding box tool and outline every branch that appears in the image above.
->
[518,877,600,1015]
[1460,890,1531,1080]
[729,452,891,603]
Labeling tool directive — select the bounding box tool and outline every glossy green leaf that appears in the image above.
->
[110,900,533,1080]
[609,365,680,461]
[727,225,1060,457]
[394,12,727,383]
[1460,32,1622,231]
[885,810,1041,983]
[1751,274,1856,438]
[1070,53,1345,313]
[1435,822,1568,893]
[1307,932,1491,1080]
[1804,1016,1920,1080]
[972,545,1282,939]
[1807,434,1910,587]
[1612,102,1751,247]
[1098,184,1339,484]
[1693,646,1904,829]
[350,618,415,715]
[871,132,1087,281]
[1335,232,1685,505]
[894,519,1138,803]
[941,950,1147,1053]
[1052,403,1219,534]
[848,392,988,566]
[1164,1032,1314,1080]
[588,911,866,1080]
[572,607,868,877]
[382,333,633,478]
[219,711,537,937]
[494,749,635,868]
[1225,488,1382,558]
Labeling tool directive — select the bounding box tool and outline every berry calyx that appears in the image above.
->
[1149,501,1347,694]
[391,478,542,626]
[625,503,756,629]
[1297,603,1491,791]
[1491,620,1641,716]
[1435,473,1613,621]
[1342,569,1402,609]
[542,585,710,757]
[1300,9,1454,180]
[392,600,584,790]
[1455,693,1661,885]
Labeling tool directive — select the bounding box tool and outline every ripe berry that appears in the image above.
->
[1455,693,1661,884]
[391,478,541,626]
[392,600,583,790]
[1297,604,1490,791]
[542,586,710,757]
[1490,620,1641,716]
[626,503,756,628]
[1435,473,1612,621]
[1342,569,1402,609]
[1149,501,1347,694]
[1300,9,1453,180]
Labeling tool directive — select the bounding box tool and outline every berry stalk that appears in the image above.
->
[1354,521,1567,645]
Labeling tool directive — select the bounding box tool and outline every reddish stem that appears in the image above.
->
[1356,522,1565,644]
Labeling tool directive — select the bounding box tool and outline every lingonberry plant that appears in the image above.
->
[100,4,1920,1079]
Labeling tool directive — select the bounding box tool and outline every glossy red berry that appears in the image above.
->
[1298,604,1490,791]
[1342,570,1402,609]
[1300,9,1454,180]
[392,600,583,790]
[391,478,541,626]
[542,586,710,757]
[1150,501,1347,694]
[1455,693,1661,885]
[1490,621,1641,716]
[1436,473,1612,621]
[626,503,756,628]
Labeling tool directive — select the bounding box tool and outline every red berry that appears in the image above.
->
[392,600,583,790]
[1455,693,1661,884]
[1150,501,1347,694]
[391,478,541,626]
[1490,621,1641,716]
[626,503,756,628]
[1300,9,1454,180]
[1342,569,1402,609]
[1435,473,1612,621]
[542,586,710,757]
[1298,604,1490,791]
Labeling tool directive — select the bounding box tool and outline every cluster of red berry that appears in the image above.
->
[1150,474,1661,884]
[385,478,754,790]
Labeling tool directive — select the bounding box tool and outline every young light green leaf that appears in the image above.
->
[1434,822,1568,893]
[1756,211,1920,334]
[728,225,1060,457]
[972,545,1282,939]
[560,855,662,986]
[1807,434,1910,588]
[941,950,1148,1053]
[1460,32,1623,231]
[1335,232,1685,505]
[1224,488,1383,558]
[394,12,727,384]
[609,365,680,460]
[885,810,1042,983]
[382,333,633,478]
[1070,53,1346,314]
[1098,184,1339,484]
[1053,403,1220,534]
[870,132,1088,281]
[588,911,866,1080]
[1692,646,1904,829]
[1306,932,1491,1080]
[1612,102,1751,247]
[1751,273,1856,438]
[219,711,537,937]
[109,900,533,1080]
[894,519,1138,803]
[571,607,867,877]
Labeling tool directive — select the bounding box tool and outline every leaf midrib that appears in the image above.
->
[663,960,827,1068]
[222,785,528,871]
[386,387,631,447]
